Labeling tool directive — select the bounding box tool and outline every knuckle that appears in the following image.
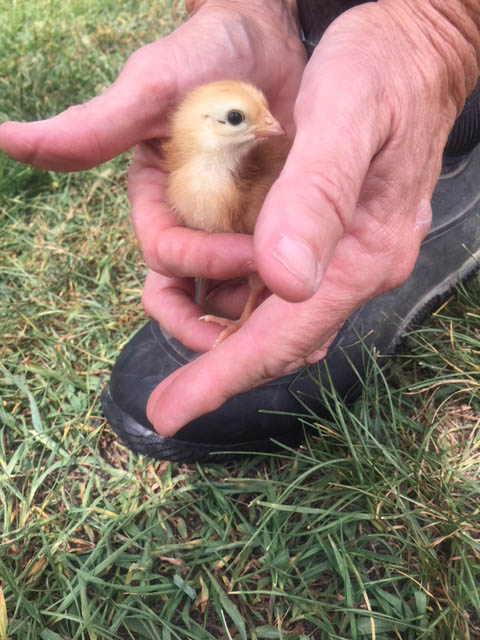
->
[142,233,177,277]
[384,258,416,291]
[123,45,153,78]
[123,44,173,99]
[139,240,161,272]
[204,252,220,280]
[141,290,155,317]
[379,243,419,292]
[201,237,225,279]
[64,103,104,158]
[354,217,423,296]
[255,340,309,381]
[258,358,304,383]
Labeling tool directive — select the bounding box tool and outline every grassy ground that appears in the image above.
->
[1,1,479,638]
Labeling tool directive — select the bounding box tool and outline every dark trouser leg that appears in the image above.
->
[297,0,366,55]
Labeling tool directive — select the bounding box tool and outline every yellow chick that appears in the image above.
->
[164,81,290,344]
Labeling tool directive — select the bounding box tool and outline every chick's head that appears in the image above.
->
[170,81,285,154]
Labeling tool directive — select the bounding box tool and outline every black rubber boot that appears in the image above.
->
[101,5,480,463]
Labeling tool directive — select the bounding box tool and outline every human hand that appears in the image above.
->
[0,0,305,309]
[1,0,477,438]
[144,0,480,435]
[0,0,306,417]
[0,1,304,171]
[0,0,306,342]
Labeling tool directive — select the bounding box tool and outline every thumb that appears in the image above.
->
[0,42,176,172]
[254,52,387,303]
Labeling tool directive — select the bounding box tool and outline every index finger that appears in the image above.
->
[0,42,177,171]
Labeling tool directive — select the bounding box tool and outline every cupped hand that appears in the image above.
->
[0,0,306,354]
[146,0,476,435]
[0,1,304,169]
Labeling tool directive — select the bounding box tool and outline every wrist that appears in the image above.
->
[380,0,480,113]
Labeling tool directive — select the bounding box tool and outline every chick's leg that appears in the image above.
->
[195,278,210,308]
[200,272,264,346]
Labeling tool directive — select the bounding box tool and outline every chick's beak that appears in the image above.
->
[254,111,286,138]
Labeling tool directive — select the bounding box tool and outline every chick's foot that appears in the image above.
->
[199,314,243,346]
[200,273,264,346]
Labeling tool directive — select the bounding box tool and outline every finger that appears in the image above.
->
[143,269,265,351]
[254,46,390,303]
[144,267,252,321]
[303,328,340,365]
[144,228,257,279]
[0,42,176,171]
[146,310,284,437]
[146,290,342,436]
[141,270,222,352]
[129,149,256,278]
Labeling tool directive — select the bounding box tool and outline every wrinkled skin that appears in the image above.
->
[0,0,475,436]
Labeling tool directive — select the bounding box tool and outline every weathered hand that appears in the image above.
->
[145,0,479,435]
[0,0,306,354]
[0,1,304,169]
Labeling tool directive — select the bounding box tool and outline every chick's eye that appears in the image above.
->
[227,110,245,126]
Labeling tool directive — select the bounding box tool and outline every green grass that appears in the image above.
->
[1,2,479,638]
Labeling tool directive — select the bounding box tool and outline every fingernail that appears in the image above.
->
[273,235,322,294]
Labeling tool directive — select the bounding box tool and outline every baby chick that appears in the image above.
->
[164,81,290,345]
